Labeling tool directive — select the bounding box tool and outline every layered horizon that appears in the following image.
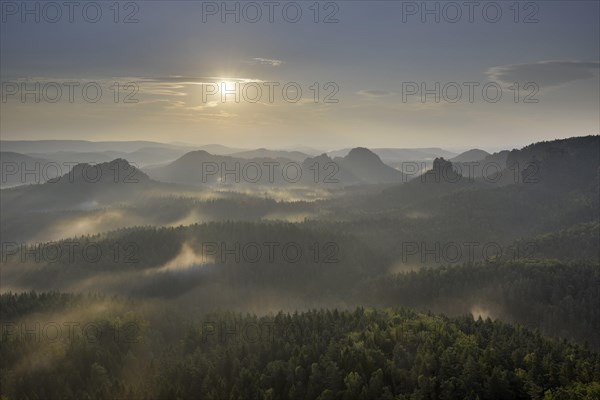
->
[1,1,599,149]
[1,2,599,399]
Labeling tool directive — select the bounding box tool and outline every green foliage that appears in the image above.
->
[380,261,600,349]
[2,295,599,399]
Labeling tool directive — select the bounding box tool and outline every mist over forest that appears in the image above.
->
[1,135,599,399]
[2,1,600,398]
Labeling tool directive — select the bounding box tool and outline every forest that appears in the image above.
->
[2,292,600,400]
[1,136,599,399]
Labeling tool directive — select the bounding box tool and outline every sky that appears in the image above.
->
[1,0,599,151]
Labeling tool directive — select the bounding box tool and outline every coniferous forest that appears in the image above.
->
[2,2,600,398]
[1,136,599,399]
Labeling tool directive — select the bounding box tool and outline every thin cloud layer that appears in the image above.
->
[487,60,600,88]
[252,58,284,67]
[357,90,395,98]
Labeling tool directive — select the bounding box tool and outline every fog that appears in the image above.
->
[1,136,599,398]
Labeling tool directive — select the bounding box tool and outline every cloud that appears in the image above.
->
[486,60,599,88]
[357,89,395,98]
[187,101,219,111]
[252,57,284,67]
[121,77,263,112]
[145,76,262,84]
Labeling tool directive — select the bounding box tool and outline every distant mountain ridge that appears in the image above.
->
[148,147,406,186]
[0,159,172,213]
[327,147,457,164]
[228,148,311,162]
[0,152,57,188]
[1,140,190,153]
[450,149,490,163]
[334,147,405,183]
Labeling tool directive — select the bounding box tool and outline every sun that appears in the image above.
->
[215,78,239,92]
[201,76,261,104]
